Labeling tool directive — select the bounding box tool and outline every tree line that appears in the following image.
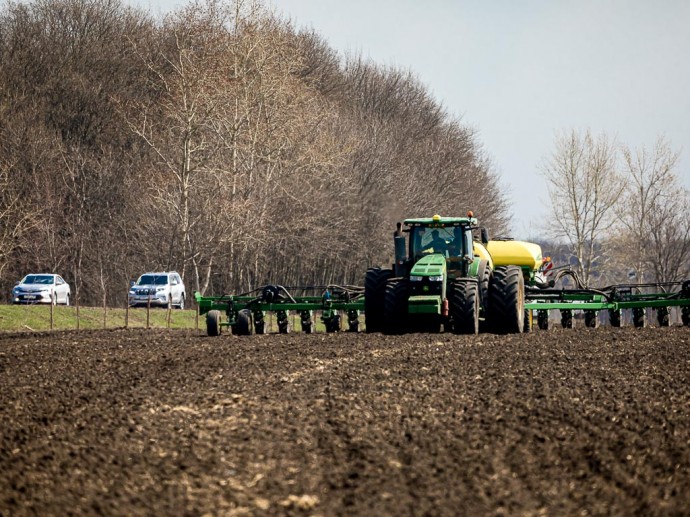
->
[0,0,509,305]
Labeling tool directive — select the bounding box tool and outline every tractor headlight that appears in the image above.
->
[410,276,423,282]
[429,275,443,282]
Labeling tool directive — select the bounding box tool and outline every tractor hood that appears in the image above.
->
[411,254,447,277]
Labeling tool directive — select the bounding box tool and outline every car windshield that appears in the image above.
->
[137,275,169,285]
[23,275,54,285]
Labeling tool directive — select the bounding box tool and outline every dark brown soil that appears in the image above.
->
[1,326,689,516]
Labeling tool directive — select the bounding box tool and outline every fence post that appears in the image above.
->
[50,287,54,331]
[125,291,129,329]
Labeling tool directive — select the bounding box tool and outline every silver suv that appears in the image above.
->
[128,271,186,309]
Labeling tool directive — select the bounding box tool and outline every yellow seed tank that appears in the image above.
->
[486,240,543,270]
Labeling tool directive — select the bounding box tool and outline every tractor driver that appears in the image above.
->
[428,229,448,254]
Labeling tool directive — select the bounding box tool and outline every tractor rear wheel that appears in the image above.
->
[488,266,525,333]
[450,279,479,334]
[383,278,408,335]
[206,310,222,337]
[365,267,393,333]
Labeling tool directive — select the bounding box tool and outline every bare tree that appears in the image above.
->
[540,129,623,286]
[615,138,690,283]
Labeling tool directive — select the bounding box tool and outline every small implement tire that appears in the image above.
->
[206,310,222,337]
[584,310,598,328]
[537,309,549,330]
[609,309,622,328]
[488,266,525,334]
[383,278,409,335]
[365,267,393,333]
[633,308,645,328]
[656,307,670,327]
[560,309,573,329]
[682,307,690,326]
[326,314,342,333]
[450,279,479,335]
[232,309,253,336]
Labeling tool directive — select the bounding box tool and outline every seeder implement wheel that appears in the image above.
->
[609,309,622,328]
[537,309,549,330]
[683,307,690,327]
[584,310,598,328]
[656,307,670,327]
[277,310,290,334]
[206,310,222,337]
[633,308,645,328]
[560,309,573,329]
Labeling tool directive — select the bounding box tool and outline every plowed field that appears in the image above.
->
[1,326,689,516]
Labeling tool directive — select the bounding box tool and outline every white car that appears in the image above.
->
[128,271,186,309]
[12,274,71,305]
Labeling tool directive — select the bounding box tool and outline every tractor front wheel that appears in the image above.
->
[383,278,408,335]
[450,279,479,335]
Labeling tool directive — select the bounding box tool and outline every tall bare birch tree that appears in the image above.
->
[541,129,623,286]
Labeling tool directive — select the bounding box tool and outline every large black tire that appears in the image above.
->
[477,260,492,331]
[449,279,479,335]
[561,310,573,329]
[365,267,393,333]
[232,309,253,336]
[523,310,532,332]
[488,266,525,334]
[383,278,408,335]
[537,309,549,330]
[206,310,222,337]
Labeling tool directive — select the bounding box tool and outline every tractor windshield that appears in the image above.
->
[410,226,463,259]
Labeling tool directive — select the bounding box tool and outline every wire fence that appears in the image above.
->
[0,296,200,333]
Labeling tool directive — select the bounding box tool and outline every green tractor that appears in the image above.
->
[365,214,536,334]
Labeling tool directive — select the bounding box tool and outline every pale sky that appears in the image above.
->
[130,0,690,238]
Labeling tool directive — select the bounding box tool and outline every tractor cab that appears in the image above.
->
[397,214,484,278]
